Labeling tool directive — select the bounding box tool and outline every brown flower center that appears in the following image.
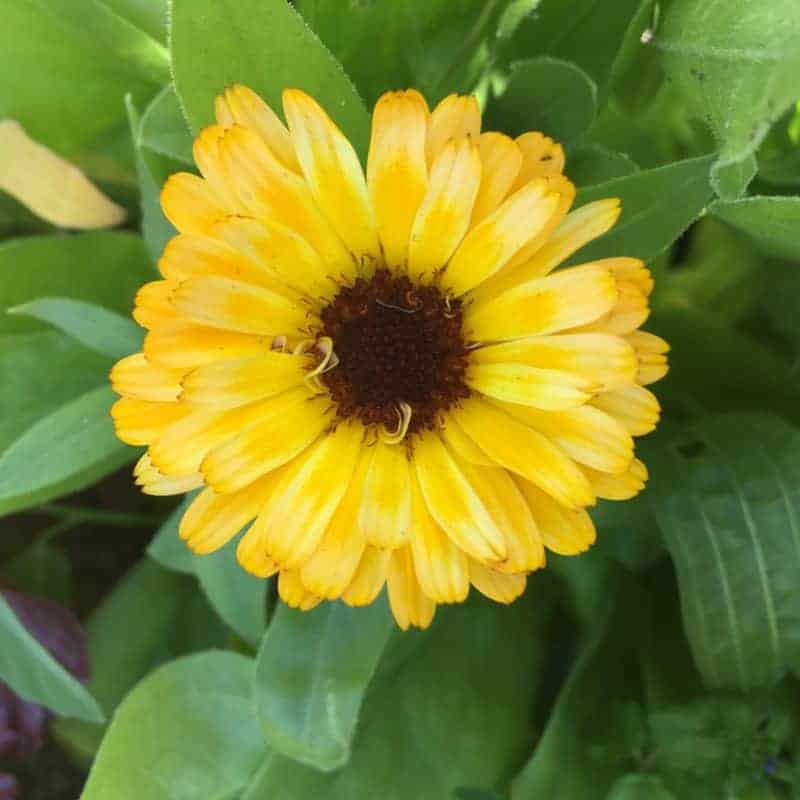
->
[318,269,470,437]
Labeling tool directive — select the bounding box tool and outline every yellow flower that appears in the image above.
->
[111,86,668,630]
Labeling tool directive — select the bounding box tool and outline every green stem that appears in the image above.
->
[38,503,165,528]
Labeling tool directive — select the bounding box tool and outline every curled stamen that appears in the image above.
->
[375,297,421,314]
[299,336,340,393]
[271,335,288,352]
[379,401,413,445]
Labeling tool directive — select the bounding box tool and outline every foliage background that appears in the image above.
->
[1,0,800,797]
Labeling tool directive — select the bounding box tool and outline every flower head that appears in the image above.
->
[111,86,668,629]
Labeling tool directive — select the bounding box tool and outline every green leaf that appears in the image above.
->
[0,1,166,156]
[55,558,226,760]
[243,590,554,799]
[511,582,643,799]
[710,196,800,261]
[0,232,153,335]
[657,0,800,195]
[297,0,528,106]
[606,774,677,800]
[710,152,757,201]
[9,298,142,360]
[0,592,103,723]
[148,497,268,646]
[80,651,266,799]
[101,0,168,46]
[566,145,639,187]
[486,57,597,144]
[254,598,393,771]
[571,155,714,264]
[0,386,131,517]
[126,94,178,263]
[138,84,194,164]
[170,0,370,158]
[649,413,800,689]
[502,0,652,100]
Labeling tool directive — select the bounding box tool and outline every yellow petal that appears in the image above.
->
[132,280,178,330]
[357,440,411,549]
[159,232,295,295]
[217,84,300,172]
[469,561,526,603]
[584,457,648,501]
[512,132,565,189]
[237,492,285,578]
[604,258,653,296]
[367,89,429,270]
[212,216,337,299]
[170,276,308,336]
[426,94,481,165]
[253,423,364,569]
[467,362,594,410]
[471,132,523,225]
[160,172,226,235]
[201,389,331,493]
[217,125,354,278]
[149,399,281,477]
[278,569,322,611]
[449,397,594,508]
[144,323,273,368]
[341,546,391,607]
[283,89,380,262]
[457,461,544,574]
[300,448,371,599]
[576,282,649,336]
[193,125,239,210]
[407,138,481,283]
[179,473,276,555]
[180,351,307,409]
[591,384,661,436]
[133,453,203,496]
[111,353,183,402]
[475,198,621,299]
[412,432,507,563]
[514,477,596,555]
[387,546,436,630]
[499,402,635,474]
[0,120,125,230]
[110,398,187,446]
[465,265,618,342]
[442,178,560,295]
[439,413,496,466]
[408,471,469,603]
[628,330,670,385]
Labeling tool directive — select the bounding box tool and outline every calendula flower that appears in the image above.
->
[111,86,668,630]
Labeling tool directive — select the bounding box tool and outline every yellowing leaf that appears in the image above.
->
[0,120,126,229]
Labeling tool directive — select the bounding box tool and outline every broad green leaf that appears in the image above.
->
[101,0,169,46]
[486,57,597,143]
[126,95,178,263]
[2,542,72,607]
[0,386,132,517]
[0,592,103,723]
[243,589,554,799]
[566,145,639,187]
[710,197,800,261]
[0,1,166,157]
[138,84,194,164]
[148,496,268,646]
[649,413,800,689]
[81,651,266,799]
[710,152,757,201]
[297,0,527,106]
[511,583,643,799]
[55,558,225,760]
[571,155,714,264]
[657,0,800,195]
[170,0,370,157]
[502,0,652,100]
[0,232,153,335]
[454,790,506,800]
[255,598,393,770]
[9,298,142,360]
[606,774,677,800]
